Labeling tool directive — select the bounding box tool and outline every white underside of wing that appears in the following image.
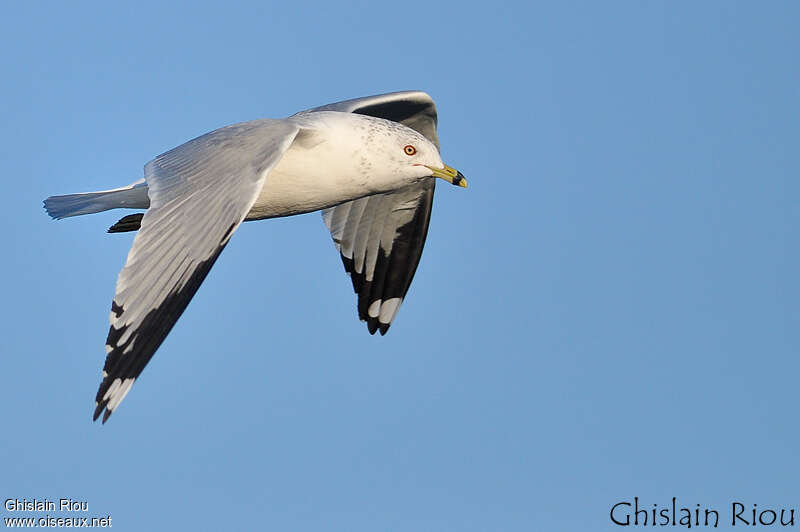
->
[321,181,434,333]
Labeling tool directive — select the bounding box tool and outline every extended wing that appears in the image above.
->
[301,91,440,334]
[94,119,298,422]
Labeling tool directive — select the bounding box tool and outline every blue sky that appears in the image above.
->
[2,1,798,530]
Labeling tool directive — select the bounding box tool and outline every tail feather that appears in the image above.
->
[43,179,149,220]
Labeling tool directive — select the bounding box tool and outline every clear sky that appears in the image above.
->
[2,2,798,530]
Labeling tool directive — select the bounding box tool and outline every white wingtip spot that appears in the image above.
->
[102,378,122,402]
[118,326,134,348]
[123,339,136,354]
[106,377,135,412]
[368,300,382,318]
[378,297,402,324]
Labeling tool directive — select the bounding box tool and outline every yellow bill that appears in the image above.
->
[426,164,467,188]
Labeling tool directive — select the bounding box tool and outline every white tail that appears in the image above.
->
[43,179,150,220]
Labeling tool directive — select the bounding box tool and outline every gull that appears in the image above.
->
[44,91,467,423]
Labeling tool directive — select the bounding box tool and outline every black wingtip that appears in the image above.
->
[367,320,378,334]
[379,323,390,335]
[93,399,112,424]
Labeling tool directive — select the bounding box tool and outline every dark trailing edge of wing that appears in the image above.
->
[93,226,235,423]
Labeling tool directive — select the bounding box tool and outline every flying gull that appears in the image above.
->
[43,91,467,423]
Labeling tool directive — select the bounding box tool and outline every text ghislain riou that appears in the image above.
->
[5,498,88,512]
[611,498,797,528]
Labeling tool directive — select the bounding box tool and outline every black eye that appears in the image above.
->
[404,145,417,156]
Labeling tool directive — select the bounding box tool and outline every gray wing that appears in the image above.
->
[94,119,299,422]
[304,91,439,334]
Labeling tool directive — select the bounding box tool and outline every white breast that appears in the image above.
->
[245,114,415,220]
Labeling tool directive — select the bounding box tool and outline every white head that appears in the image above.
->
[292,111,467,192]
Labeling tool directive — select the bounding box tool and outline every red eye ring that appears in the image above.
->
[404,145,417,156]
